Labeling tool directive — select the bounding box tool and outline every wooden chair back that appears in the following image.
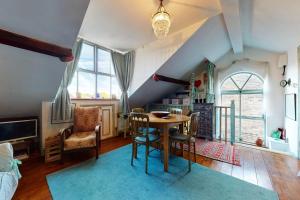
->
[132,107,145,113]
[169,108,183,115]
[129,113,150,138]
[189,112,200,137]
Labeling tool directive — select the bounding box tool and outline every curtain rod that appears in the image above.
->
[77,36,132,55]
[232,58,269,65]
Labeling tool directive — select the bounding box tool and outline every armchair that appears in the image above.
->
[60,107,101,163]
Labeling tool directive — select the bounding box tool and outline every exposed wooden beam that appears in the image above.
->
[0,28,73,62]
[152,73,190,86]
[219,0,243,54]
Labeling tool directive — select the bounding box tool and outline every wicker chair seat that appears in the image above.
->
[64,131,96,150]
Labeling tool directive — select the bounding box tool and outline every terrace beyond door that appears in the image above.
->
[221,72,265,145]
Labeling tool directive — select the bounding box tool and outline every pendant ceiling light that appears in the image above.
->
[152,0,171,39]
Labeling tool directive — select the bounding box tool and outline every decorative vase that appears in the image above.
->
[256,138,263,147]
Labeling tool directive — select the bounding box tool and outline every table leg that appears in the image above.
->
[134,142,137,159]
[179,123,184,155]
[180,143,184,156]
[124,119,128,138]
[163,124,169,172]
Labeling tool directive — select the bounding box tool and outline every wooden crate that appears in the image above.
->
[45,135,61,163]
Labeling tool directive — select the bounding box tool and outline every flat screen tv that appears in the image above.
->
[0,118,37,142]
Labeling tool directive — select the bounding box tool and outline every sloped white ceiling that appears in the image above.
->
[240,0,300,52]
[129,14,231,108]
[0,0,90,118]
[79,0,221,51]
[0,0,89,47]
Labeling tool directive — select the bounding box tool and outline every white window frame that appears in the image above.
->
[70,40,119,99]
[220,72,265,145]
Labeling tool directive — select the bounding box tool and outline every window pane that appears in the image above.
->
[221,78,238,91]
[221,94,240,116]
[78,43,94,71]
[97,75,111,99]
[231,73,251,89]
[221,115,240,141]
[243,75,263,90]
[68,72,77,98]
[78,71,96,98]
[241,119,264,144]
[111,65,116,76]
[241,94,263,117]
[111,77,121,99]
[97,49,113,74]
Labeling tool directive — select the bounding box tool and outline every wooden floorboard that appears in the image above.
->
[231,145,244,181]
[253,149,273,190]
[261,150,300,200]
[13,136,300,200]
[242,148,258,185]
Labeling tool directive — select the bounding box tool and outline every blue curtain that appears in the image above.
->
[111,51,135,114]
[52,39,83,121]
[206,62,215,103]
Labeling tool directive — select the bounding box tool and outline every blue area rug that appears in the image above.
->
[47,145,278,200]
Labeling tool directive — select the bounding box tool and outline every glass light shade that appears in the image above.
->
[152,6,171,39]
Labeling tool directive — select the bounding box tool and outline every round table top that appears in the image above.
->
[147,113,190,124]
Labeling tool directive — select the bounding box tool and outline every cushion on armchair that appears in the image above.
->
[64,131,96,150]
[0,143,14,172]
[0,143,20,200]
[73,107,101,132]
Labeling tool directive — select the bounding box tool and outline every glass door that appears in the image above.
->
[221,72,265,145]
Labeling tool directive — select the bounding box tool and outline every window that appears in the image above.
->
[221,72,265,145]
[68,42,121,99]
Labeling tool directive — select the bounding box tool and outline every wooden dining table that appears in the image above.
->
[147,113,190,172]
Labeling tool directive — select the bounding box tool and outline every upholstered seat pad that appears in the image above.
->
[169,127,179,135]
[170,133,192,142]
[138,127,157,134]
[64,132,96,150]
[135,134,160,143]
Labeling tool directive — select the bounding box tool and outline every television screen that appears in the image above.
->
[0,119,37,142]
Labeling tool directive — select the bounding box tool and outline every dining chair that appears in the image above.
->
[129,113,161,174]
[169,107,183,115]
[132,107,159,136]
[169,112,199,172]
[132,107,145,113]
[168,108,183,136]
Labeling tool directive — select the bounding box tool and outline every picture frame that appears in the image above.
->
[285,93,296,121]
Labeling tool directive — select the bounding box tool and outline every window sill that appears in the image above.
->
[71,98,120,101]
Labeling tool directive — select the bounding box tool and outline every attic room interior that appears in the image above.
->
[0,0,299,200]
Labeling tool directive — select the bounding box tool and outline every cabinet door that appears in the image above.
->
[194,104,213,140]
[101,106,114,139]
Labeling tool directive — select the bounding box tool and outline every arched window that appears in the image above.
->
[221,72,265,145]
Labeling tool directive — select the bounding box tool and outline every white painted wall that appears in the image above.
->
[284,47,299,157]
[0,0,90,118]
[215,46,284,146]
[130,20,206,95]
[0,45,66,118]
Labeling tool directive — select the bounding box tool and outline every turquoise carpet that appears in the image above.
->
[47,145,278,200]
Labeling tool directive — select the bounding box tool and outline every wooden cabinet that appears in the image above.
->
[76,101,118,140]
[193,103,214,140]
[100,105,114,139]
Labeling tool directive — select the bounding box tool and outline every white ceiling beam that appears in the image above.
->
[219,0,243,53]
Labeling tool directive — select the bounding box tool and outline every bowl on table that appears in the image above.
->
[151,111,170,118]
